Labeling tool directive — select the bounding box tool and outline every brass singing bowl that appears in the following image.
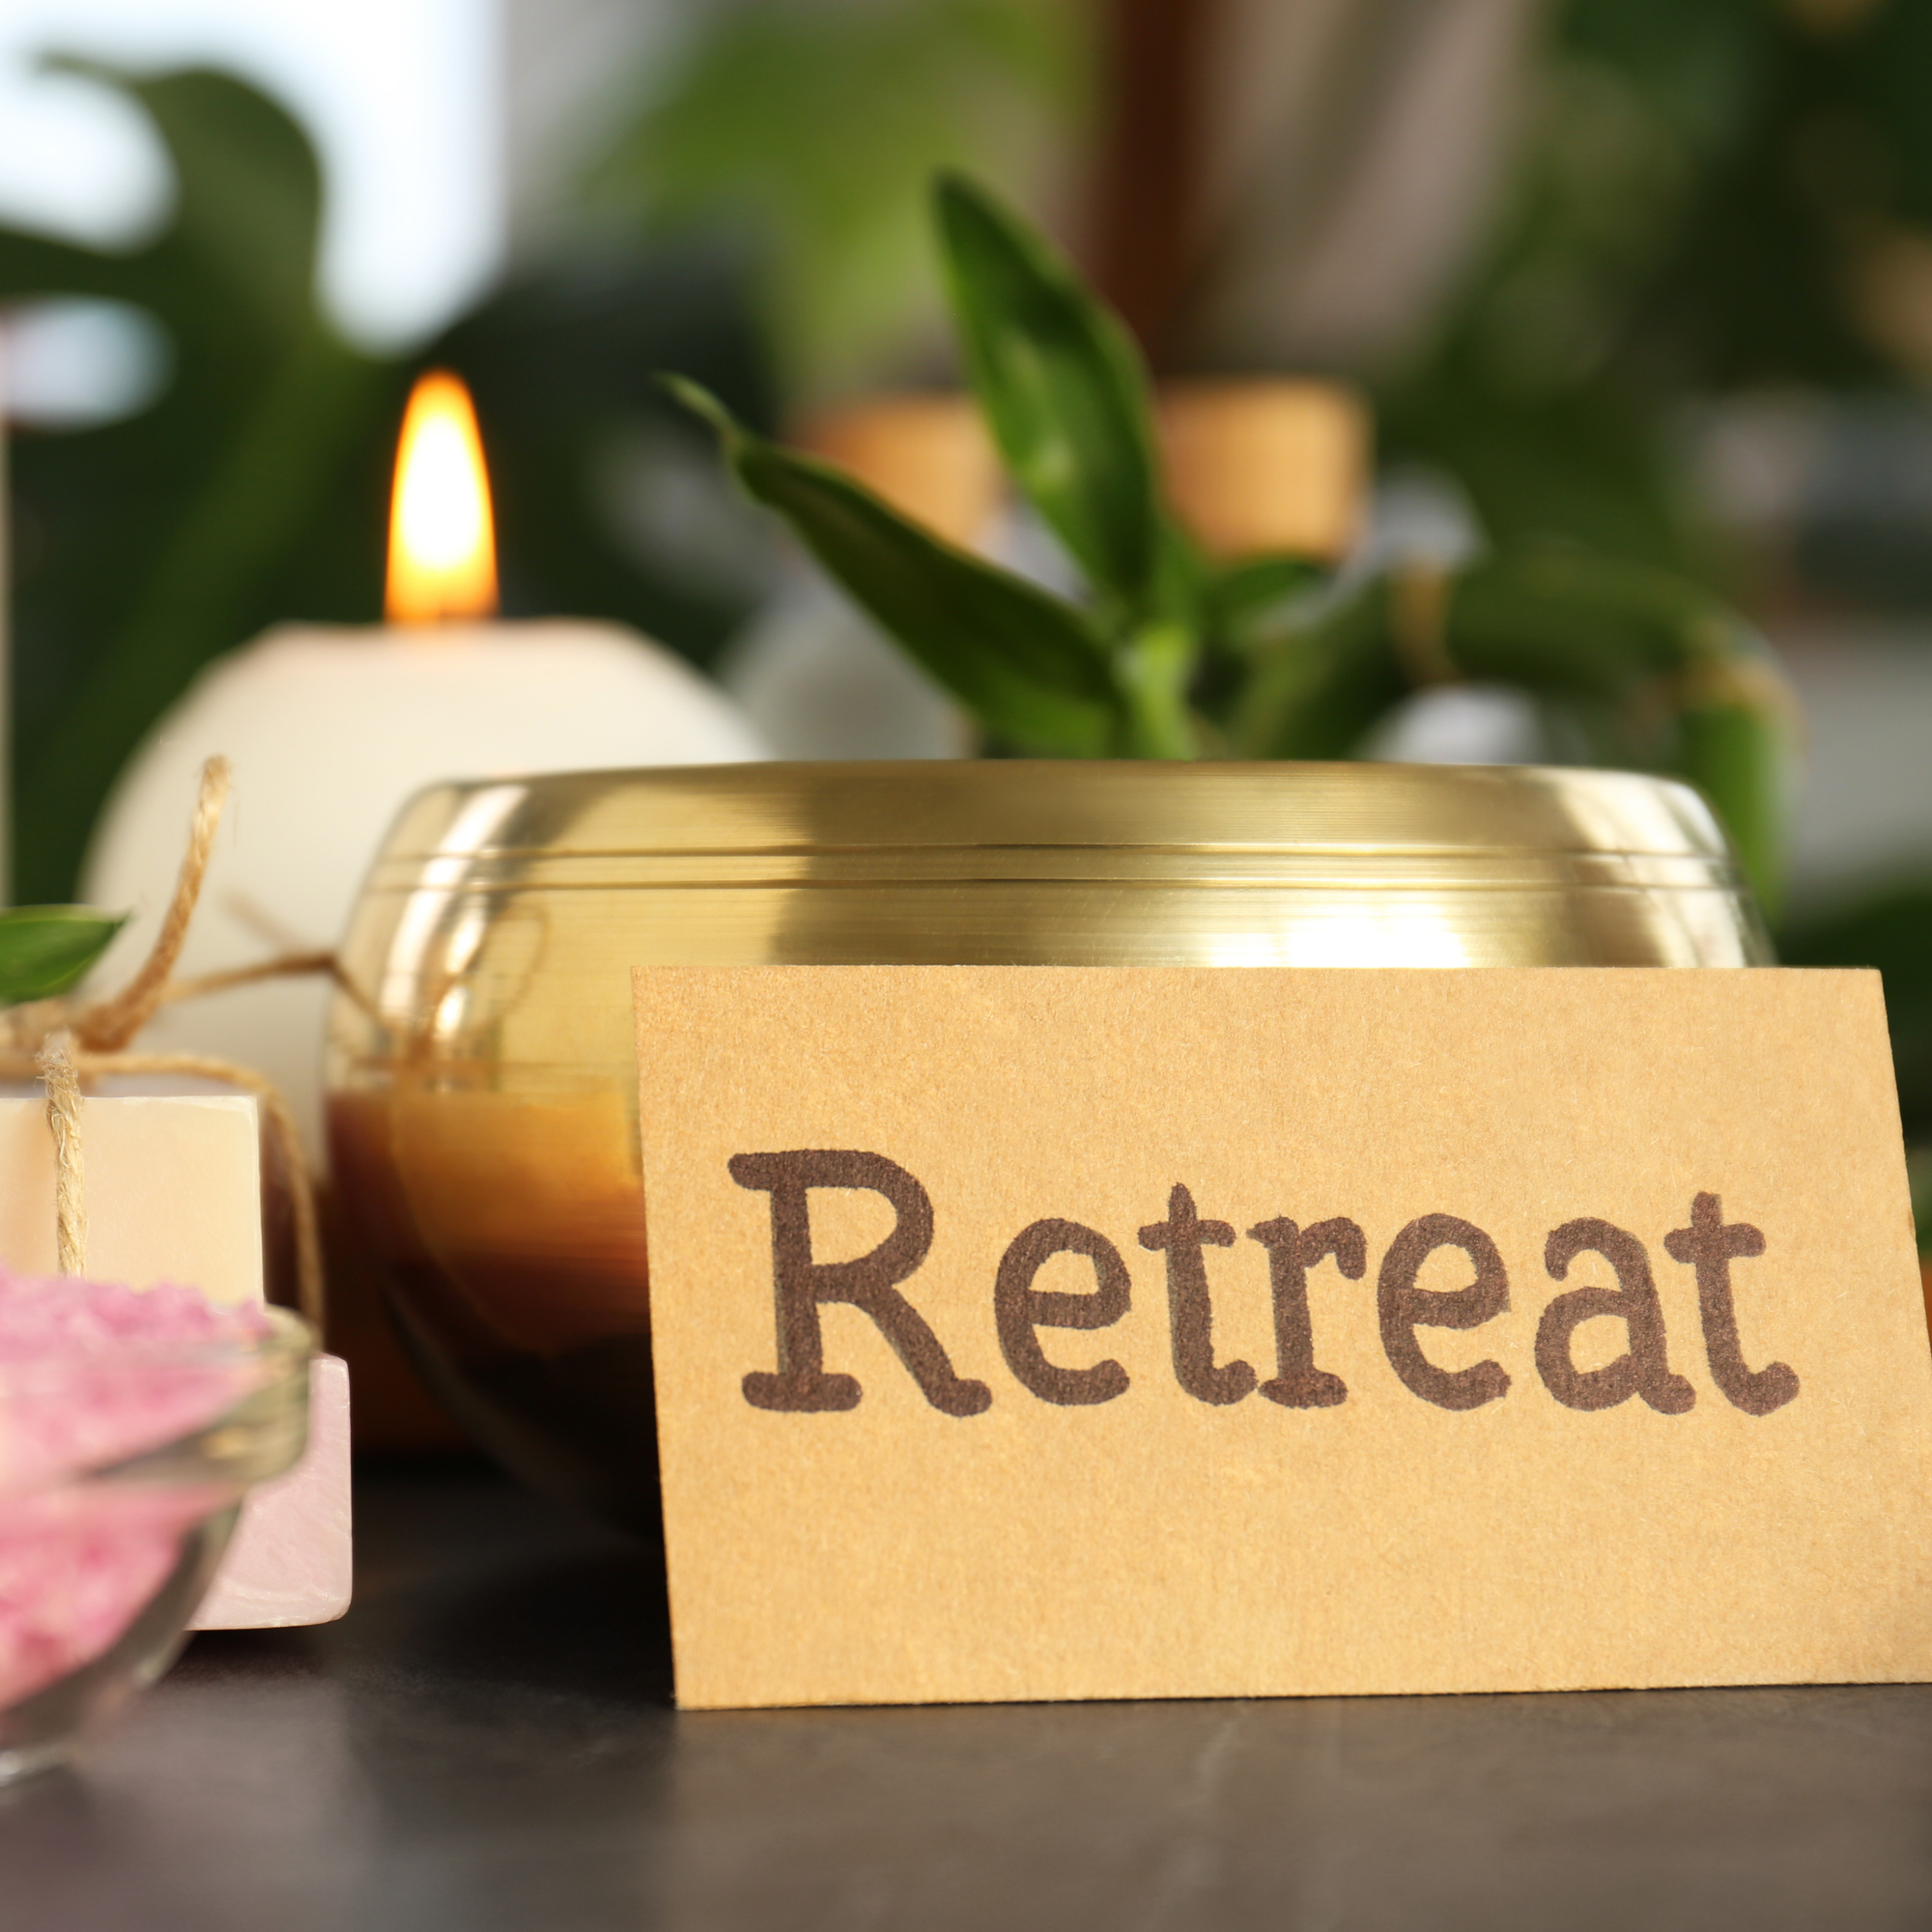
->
[326,760,1771,1528]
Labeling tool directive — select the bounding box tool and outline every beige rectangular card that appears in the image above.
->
[635,966,1932,1711]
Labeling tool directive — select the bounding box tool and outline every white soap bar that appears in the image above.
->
[192,1354,353,1629]
[0,1093,262,1301]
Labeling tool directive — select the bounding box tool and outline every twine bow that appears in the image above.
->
[0,757,332,1329]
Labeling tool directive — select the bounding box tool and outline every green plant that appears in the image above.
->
[1,65,397,905]
[0,907,124,1006]
[1381,0,1932,594]
[583,0,1084,395]
[670,173,1797,910]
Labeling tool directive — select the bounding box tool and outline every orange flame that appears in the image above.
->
[385,370,497,624]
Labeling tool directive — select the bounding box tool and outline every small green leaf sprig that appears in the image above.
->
[669,174,1794,912]
[0,908,126,1009]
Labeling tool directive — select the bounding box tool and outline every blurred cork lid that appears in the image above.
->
[797,394,1003,552]
[1156,378,1368,562]
[799,379,1369,565]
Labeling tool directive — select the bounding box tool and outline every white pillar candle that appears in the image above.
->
[79,373,766,1158]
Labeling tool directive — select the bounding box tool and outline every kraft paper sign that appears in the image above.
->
[634,966,1932,1710]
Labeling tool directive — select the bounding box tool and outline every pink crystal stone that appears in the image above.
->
[191,1354,352,1630]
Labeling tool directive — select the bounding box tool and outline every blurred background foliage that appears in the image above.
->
[2,67,395,904]
[580,0,1087,394]
[1382,0,1932,582]
[7,0,1932,1162]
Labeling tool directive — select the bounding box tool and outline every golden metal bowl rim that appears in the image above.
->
[364,760,1737,867]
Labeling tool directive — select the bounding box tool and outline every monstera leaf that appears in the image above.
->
[5,67,782,904]
[1,64,397,902]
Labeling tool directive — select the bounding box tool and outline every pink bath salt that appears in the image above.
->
[0,1486,218,1708]
[0,1275,270,1709]
[0,1275,268,1492]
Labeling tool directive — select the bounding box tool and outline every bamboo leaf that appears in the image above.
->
[1208,554,1326,638]
[1232,547,1795,915]
[933,173,1164,613]
[1231,579,1408,758]
[0,907,127,1007]
[1674,678,1792,922]
[1114,620,1198,758]
[1443,550,1719,694]
[668,378,1120,754]
[1441,551,1794,906]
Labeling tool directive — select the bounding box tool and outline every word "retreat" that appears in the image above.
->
[727,1151,1799,1421]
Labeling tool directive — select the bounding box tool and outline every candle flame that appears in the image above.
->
[385,370,497,624]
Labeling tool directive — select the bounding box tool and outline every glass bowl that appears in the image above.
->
[0,1304,312,1783]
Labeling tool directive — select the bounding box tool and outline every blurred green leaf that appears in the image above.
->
[584,0,1085,393]
[1441,551,1794,908]
[1233,545,1794,908]
[429,243,780,666]
[1676,697,1787,921]
[668,378,1119,754]
[1232,579,1408,760]
[1380,377,1705,579]
[4,65,784,903]
[24,327,388,906]
[1112,619,1197,759]
[0,906,126,1005]
[1207,554,1326,642]
[1780,888,1932,1143]
[1436,551,1762,735]
[1379,0,1932,586]
[0,67,395,902]
[934,173,1166,616]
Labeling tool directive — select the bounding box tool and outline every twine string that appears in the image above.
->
[72,754,232,1053]
[37,1030,85,1276]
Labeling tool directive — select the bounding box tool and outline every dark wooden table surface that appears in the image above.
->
[4,1462,1931,1929]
